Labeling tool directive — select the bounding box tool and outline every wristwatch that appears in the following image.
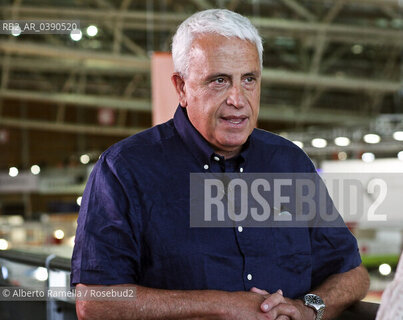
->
[303,294,325,320]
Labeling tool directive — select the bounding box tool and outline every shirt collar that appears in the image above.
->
[173,105,250,168]
[174,105,215,166]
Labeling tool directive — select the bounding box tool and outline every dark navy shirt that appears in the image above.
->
[71,106,361,298]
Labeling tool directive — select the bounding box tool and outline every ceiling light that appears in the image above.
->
[351,44,363,54]
[398,151,403,161]
[53,229,65,240]
[9,167,18,177]
[338,152,347,160]
[86,25,98,37]
[363,134,380,144]
[0,239,9,250]
[379,263,392,276]
[362,152,375,163]
[70,29,82,41]
[393,131,403,141]
[76,196,82,206]
[11,25,21,37]
[334,137,351,146]
[311,138,327,148]
[292,140,303,148]
[80,154,90,164]
[33,267,48,281]
[30,165,40,175]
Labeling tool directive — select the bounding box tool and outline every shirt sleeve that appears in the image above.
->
[302,160,362,289]
[308,173,362,289]
[71,153,142,286]
[310,225,362,289]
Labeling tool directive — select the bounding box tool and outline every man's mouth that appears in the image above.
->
[221,116,248,125]
[228,118,243,124]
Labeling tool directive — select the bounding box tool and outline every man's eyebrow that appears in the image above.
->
[205,73,231,81]
[242,71,261,77]
[205,71,261,81]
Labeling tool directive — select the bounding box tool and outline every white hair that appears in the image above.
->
[171,9,263,77]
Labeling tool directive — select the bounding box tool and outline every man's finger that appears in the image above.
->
[267,303,301,320]
[261,290,286,312]
[250,287,270,295]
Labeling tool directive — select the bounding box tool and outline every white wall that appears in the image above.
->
[320,158,403,228]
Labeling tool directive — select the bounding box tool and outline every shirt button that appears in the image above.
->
[213,156,220,162]
[239,167,244,173]
[203,164,209,170]
[247,274,252,281]
[237,226,243,232]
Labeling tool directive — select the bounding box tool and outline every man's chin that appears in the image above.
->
[217,138,248,152]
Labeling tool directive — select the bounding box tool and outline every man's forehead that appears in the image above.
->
[189,34,258,62]
[187,34,260,74]
[190,33,256,50]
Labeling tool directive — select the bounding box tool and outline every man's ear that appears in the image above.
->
[171,73,187,107]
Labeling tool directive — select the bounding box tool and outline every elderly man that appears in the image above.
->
[72,9,369,320]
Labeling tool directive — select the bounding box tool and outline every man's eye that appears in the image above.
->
[214,78,225,84]
[245,77,255,83]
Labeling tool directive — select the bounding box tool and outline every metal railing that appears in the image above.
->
[0,249,75,320]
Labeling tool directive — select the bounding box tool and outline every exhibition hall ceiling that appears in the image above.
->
[0,0,402,166]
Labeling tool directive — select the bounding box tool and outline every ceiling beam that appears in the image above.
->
[0,56,137,75]
[190,0,213,10]
[259,104,371,125]
[280,0,317,21]
[93,0,147,57]
[261,69,401,93]
[251,17,403,46]
[0,109,372,136]
[0,41,150,72]
[1,88,372,125]
[1,6,402,45]
[322,0,346,24]
[0,116,143,136]
[303,141,403,156]
[352,0,403,8]
[0,89,151,111]
[1,42,401,93]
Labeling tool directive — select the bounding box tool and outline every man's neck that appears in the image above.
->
[214,146,242,160]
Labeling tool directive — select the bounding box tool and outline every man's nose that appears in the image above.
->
[226,84,246,109]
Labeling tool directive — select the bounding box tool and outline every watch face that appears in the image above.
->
[308,295,323,304]
[305,294,325,310]
[304,294,325,320]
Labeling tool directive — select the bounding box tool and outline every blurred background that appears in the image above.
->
[0,0,402,319]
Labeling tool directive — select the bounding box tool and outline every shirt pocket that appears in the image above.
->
[272,228,312,274]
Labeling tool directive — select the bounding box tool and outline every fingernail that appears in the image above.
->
[262,304,269,311]
[277,289,283,295]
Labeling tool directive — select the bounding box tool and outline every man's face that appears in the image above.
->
[176,34,261,158]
